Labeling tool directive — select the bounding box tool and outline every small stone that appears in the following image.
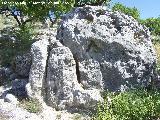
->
[11,79,28,98]
[4,94,18,105]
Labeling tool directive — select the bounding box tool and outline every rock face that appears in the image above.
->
[45,43,102,110]
[28,34,49,98]
[28,6,156,111]
[56,6,156,91]
[27,29,102,111]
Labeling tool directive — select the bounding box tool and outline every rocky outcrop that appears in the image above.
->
[27,6,156,112]
[28,34,49,98]
[57,6,156,91]
[45,42,102,110]
[26,28,103,111]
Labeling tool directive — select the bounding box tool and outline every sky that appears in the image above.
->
[112,0,160,19]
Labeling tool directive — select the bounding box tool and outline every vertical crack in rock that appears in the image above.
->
[73,55,81,83]
[86,42,92,52]
[42,38,52,101]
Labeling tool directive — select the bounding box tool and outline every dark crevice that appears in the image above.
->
[84,14,94,22]
[74,27,80,34]
[86,40,99,52]
[112,19,122,32]
[86,42,92,52]
[73,55,81,83]
[59,39,64,45]
[43,38,52,102]
[56,25,64,45]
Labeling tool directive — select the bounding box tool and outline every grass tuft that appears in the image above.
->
[19,98,42,113]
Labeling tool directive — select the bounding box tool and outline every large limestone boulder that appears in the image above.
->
[27,30,102,111]
[57,6,157,91]
[27,6,156,112]
[45,42,102,110]
[28,34,50,98]
[27,29,59,99]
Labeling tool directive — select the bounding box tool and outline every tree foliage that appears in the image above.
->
[140,17,160,36]
[112,3,140,20]
[0,0,75,27]
[74,0,111,7]
[0,0,113,27]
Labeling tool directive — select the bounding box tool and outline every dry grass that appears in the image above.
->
[19,98,42,113]
[154,43,160,64]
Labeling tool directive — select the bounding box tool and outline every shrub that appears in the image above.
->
[112,3,140,20]
[94,89,160,120]
[140,18,160,36]
[0,25,35,66]
[74,0,111,6]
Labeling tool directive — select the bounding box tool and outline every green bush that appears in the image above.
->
[140,18,160,36]
[94,89,160,120]
[0,25,34,66]
[112,3,140,20]
[74,0,111,6]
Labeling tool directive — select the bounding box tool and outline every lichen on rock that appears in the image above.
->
[56,5,156,91]
[27,6,157,113]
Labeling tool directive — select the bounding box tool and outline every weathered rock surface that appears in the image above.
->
[27,29,102,111]
[57,6,157,91]
[4,94,18,105]
[45,45,77,110]
[45,43,102,110]
[27,6,156,114]
[0,97,88,120]
[28,35,49,98]
[27,29,59,99]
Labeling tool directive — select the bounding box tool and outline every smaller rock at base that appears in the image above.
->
[4,67,13,77]
[11,79,28,98]
[4,94,19,105]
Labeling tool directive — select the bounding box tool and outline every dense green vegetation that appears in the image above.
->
[140,18,160,36]
[0,25,34,66]
[0,0,75,27]
[94,89,160,120]
[112,3,140,20]
[74,0,111,6]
